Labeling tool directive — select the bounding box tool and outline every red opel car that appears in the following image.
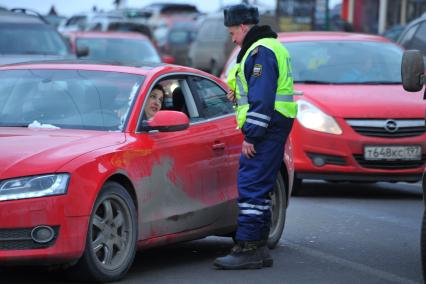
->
[222,32,426,194]
[0,61,293,281]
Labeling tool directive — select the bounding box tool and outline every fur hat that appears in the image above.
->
[223,4,259,27]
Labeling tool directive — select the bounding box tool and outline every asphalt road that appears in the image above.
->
[2,180,423,284]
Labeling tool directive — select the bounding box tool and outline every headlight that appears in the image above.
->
[297,100,342,135]
[0,174,70,201]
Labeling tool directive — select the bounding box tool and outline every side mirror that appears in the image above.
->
[162,55,175,64]
[401,50,425,92]
[76,45,90,57]
[140,110,189,132]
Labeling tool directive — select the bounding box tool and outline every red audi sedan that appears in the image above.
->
[0,61,293,281]
[221,32,426,194]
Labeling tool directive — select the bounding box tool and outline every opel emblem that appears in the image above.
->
[384,119,398,133]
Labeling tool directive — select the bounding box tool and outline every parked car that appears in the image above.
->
[0,60,294,282]
[153,18,198,66]
[189,12,278,76]
[43,14,67,28]
[58,12,120,33]
[187,13,232,76]
[84,17,152,40]
[0,9,74,65]
[222,32,426,195]
[382,24,405,42]
[141,3,200,30]
[397,13,426,65]
[63,31,164,65]
[401,49,426,282]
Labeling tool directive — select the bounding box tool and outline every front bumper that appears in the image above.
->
[291,120,426,182]
[0,196,88,264]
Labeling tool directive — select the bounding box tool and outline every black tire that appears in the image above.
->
[401,50,424,92]
[291,176,303,196]
[68,182,137,282]
[422,208,426,282]
[421,171,426,282]
[267,172,288,249]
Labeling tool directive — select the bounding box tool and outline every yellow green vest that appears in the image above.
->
[228,38,297,129]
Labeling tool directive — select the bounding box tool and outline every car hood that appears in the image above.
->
[0,128,126,179]
[295,84,426,118]
[0,54,75,65]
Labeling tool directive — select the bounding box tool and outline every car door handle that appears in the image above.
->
[212,142,226,150]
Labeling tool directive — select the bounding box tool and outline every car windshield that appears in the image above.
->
[0,23,70,55]
[0,69,144,131]
[77,38,161,65]
[285,41,403,84]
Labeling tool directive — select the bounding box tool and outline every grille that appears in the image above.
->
[353,154,426,169]
[346,119,425,138]
[0,226,59,250]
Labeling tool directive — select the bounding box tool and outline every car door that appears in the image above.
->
[187,75,241,222]
[134,75,233,239]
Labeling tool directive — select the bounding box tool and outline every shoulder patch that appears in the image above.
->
[252,64,262,77]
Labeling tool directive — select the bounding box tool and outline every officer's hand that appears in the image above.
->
[242,141,256,159]
[226,90,236,104]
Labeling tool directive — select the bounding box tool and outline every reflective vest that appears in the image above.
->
[228,38,297,129]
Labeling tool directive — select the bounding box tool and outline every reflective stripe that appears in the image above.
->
[240,209,263,215]
[237,96,248,105]
[276,94,294,102]
[236,76,246,97]
[239,203,270,210]
[246,118,268,128]
[247,112,271,121]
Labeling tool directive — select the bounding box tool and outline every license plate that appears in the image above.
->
[364,145,422,161]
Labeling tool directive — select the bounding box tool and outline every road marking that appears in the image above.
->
[282,241,421,284]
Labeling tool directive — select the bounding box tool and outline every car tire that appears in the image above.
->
[267,172,288,249]
[422,208,426,282]
[421,172,426,282]
[291,177,303,196]
[401,50,424,92]
[68,182,137,282]
[230,172,288,249]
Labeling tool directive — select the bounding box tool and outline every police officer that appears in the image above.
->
[214,4,297,270]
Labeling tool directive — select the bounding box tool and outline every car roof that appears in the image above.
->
[0,10,46,24]
[65,31,150,40]
[403,13,426,30]
[277,31,391,43]
[0,60,212,78]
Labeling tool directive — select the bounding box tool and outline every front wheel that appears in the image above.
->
[68,182,137,282]
[268,172,288,249]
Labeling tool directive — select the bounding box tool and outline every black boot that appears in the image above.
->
[214,241,263,270]
[259,245,273,267]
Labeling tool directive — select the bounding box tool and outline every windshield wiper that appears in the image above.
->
[358,81,401,85]
[0,123,30,127]
[18,51,58,55]
[294,80,333,84]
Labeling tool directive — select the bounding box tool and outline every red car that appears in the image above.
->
[0,62,294,281]
[222,32,426,194]
[63,31,175,65]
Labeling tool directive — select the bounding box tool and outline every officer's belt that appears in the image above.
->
[237,94,294,106]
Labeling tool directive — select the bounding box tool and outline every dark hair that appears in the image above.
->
[150,84,165,109]
[152,84,165,95]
